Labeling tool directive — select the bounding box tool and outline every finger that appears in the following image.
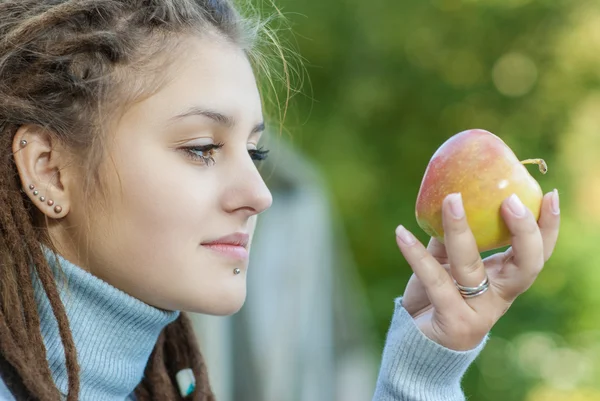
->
[500,193,544,279]
[538,189,561,262]
[442,193,489,295]
[427,237,448,264]
[395,225,464,313]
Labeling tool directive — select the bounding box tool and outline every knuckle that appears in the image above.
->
[432,269,449,289]
[462,257,484,275]
[409,244,451,290]
[515,217,539,236]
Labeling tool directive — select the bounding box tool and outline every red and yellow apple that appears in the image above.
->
[415,129,547,252]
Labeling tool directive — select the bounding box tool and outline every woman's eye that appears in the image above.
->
[179,143,270,166]
[249,146,269,162]
[181,143,224,166]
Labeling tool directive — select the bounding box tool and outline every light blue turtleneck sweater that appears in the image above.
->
[0,251,486,400]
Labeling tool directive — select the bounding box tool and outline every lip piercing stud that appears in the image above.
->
[54,205,62,214]
[233,268,241,275]
[20,139,27,147]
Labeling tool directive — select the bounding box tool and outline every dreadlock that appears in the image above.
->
[0,1,277,399]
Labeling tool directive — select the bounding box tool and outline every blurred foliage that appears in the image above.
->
[267,0,600,399]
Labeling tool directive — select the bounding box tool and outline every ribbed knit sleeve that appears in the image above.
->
[372,298,487,401]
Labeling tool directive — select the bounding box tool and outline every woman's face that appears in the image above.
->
[59,34,273,314]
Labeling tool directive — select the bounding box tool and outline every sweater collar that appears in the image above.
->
[33,249,179,400]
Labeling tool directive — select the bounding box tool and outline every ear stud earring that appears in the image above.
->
[20,139,27,147]
[233,268,241,275]
[27,184,61,214]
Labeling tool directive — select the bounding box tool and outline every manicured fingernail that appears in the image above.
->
[396,225,416,246]
[507,194,526,217]
[448,193,465,219]
[551,189,560,215]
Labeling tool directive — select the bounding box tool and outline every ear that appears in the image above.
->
[12,125,74,219]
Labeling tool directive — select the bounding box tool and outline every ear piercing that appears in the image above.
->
[27,184,61,214]
[21,140,63,215]
[233,268,241,275]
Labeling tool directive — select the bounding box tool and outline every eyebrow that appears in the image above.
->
[169,106,265,134]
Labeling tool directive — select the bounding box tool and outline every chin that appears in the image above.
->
[208,300,246,316]
[180,283,247,316]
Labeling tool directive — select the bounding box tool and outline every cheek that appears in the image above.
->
[87,140,248,313]
[93,143,221,277]
[115,152,216,250]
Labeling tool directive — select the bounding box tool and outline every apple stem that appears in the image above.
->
[520,158,548,174]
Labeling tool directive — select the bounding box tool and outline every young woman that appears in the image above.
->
[0,0,560,400]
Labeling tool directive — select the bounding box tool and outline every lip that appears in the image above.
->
[201,233,250,260]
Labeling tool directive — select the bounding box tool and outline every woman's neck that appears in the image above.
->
[33,249,179,400]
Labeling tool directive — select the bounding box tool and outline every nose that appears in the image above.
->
[221,158,273,217]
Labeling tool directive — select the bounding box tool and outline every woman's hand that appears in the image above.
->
[397,190,560,351]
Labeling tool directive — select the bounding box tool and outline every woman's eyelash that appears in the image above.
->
[181,143,270,166]
[249,146,269,161]
[182,143,224,166]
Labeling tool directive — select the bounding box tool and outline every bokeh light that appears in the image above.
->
[492,53,538,97]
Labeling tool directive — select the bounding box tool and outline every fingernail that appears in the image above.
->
[507,194,526,217]
[551,189,560,215]
[396,225,416,246]
[448,193,465,219]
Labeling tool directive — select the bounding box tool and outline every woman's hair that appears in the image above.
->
[0,1,289,400]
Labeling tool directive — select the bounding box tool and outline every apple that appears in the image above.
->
[415,129,547,252]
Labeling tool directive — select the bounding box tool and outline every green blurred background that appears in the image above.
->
[262,0,600,399]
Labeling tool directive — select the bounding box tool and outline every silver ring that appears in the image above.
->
[454,276,490,299]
